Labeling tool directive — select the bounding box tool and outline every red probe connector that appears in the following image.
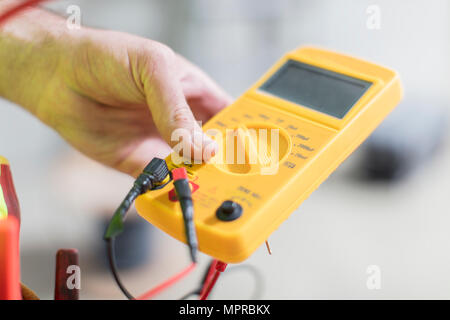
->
[172,167,188,181]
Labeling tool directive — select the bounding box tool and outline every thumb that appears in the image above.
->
[142,45,217,162]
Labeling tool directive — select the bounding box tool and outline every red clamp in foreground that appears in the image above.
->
[0,216,21,300]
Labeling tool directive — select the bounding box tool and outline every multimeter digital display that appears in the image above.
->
[136,47,403,263]
[260,60,373,119]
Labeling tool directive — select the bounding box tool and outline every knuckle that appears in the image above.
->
[170,105,192,126]
[142,42,176,83]
[150,42,175,68]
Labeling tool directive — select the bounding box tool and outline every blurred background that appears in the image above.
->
[1,0,450,299]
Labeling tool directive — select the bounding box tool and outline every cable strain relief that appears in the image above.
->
[134,174,153,194]
[143,158,170,182]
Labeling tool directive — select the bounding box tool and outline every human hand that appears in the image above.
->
[0,7,231,177]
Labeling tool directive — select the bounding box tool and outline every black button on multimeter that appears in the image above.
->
[216,201,243,222]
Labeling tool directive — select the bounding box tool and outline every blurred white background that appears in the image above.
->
[1,0,450,299]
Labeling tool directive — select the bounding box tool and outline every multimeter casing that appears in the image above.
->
[135,47,403,263]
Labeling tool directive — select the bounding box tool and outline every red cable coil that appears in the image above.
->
[137,262,197,300]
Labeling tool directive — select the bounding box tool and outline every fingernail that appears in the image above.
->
[191,131,218,161]
[203,136,218,161]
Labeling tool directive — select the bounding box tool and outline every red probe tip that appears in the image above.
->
[172,167,188,181]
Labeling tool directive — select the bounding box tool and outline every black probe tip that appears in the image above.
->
[189,245,198,264]
[186,219,198,263]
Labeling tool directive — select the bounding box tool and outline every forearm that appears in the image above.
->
[0,1,70,115]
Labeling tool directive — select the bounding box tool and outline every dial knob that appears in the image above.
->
[215,123,290,175]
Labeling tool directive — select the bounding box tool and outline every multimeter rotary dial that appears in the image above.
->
[214,123,291,175]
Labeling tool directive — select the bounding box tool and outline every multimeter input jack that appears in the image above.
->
[216,200,243,221]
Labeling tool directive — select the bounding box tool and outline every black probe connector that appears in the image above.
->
[172,167,198,263]
[104,158,170,240]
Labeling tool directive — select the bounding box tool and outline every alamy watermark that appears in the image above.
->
[366,4,381,30]
[66,5,81,30]
[66,264,81,290]
[366,265,381,290]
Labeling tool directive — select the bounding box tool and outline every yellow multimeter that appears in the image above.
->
[135,46,403,263]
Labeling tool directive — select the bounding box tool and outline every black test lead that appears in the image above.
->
[172,167,198,263]
[104,158,172,299]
